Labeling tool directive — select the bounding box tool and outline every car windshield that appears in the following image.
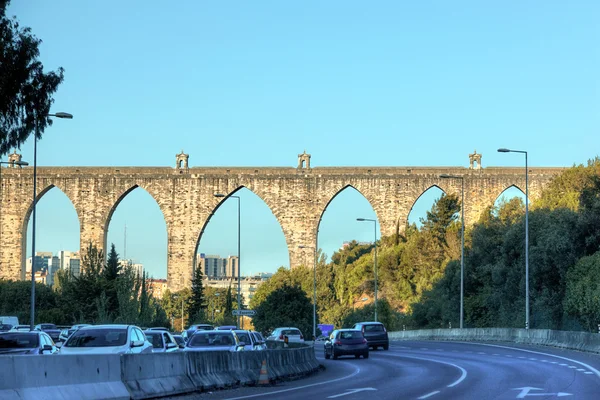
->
[40,324,57,330]
[0,324,12,332]
[65,328,128,347]
[236,332,251,344]
[0,333,38,348]
[364,324,384,332]
[188,332,235,347]
[340,331,363,340]
[283,329,301,335]
[173,336,184,345]
[145,332,164,348]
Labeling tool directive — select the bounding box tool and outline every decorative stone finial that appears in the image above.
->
[469,150,482,169]
[297,151,311,169]
[176,150,189,172]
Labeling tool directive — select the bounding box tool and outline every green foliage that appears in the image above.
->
[341,298,404,331]
[0,0,65,156]
[253,284,314,338]
[187,266,206,326]
[564,251,600,332]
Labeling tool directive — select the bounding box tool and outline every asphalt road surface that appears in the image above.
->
[171,340,600,400]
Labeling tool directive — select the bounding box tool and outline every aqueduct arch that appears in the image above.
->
[0,151,565,291]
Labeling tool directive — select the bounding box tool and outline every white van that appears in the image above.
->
[0,316,19,326]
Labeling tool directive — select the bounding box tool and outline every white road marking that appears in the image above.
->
[417,390,440,399]
[386,354,467,387]
[223,364,362,400]
[568,366,577,369]
[493,353,500,356]
[455,342,600,379]
[512,386,572,398]
[576,369,586,372]
[584,372,593,375]
[477,352,486,355]
[420,348,429,350]
[559,363,568,366]
[528,358,537,361]
[436,349,444,351]
[506,355,513,357]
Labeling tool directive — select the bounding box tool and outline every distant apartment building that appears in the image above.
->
[119,259,144,277]
[26,252,53,274]
[60,250,81,277]
[196,254,239,279]
[204,276,265,303]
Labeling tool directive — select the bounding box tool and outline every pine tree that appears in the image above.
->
[101,244,121,319]
[187,266,206,326]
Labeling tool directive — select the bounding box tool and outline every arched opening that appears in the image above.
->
[23,186,80,284]
[493,185,526,218]
[407,185,446,228]
[318,186,379,262]
[178,160,183,169]
[195,187,288,304]
[105,186,167,279]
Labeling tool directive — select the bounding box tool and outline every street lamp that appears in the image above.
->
[214,193,241,328]
[439,174,465,329]
[357,218,378,322]
[30,112,73,330]
[498,148,529,330]
[299,244,317,341]
[0,160,29,270]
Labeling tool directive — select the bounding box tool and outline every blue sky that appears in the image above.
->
[7,1,599,279]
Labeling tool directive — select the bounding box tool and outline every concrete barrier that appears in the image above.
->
[389,328,600,354]
[0,354,129,400]
[0,347,320,399]
[121,352,196,399]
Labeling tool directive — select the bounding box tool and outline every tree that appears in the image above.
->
[0,0,65,156]
[187,266,206,326]
[101,244,121,319]
[564,251,600,332]
[253,284,313,338]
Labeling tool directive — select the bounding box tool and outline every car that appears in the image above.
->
[250,331,267,350]
[34,323,62,342]
[0,316,19,326]
[172,334,185,348]
[232,330,266,351]
[324,329,369,360]
[352,322,389,350]
[144,330,180,353]
[316,335,329,342]
[59,324,92,342]
[0,324,13,332]
[10,325,32,332]
[182,324,214,342]
[58,324,153,355]
[146,327,170,331]
[0,331,59,355]
[215,325,237,331]
[268,327,305,344]
[183,330,245,352]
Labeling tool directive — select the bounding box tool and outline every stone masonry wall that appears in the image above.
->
[0,165,564,291]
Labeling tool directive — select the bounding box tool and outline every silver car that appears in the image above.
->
[59,324,152,355]
[233,330,266,351]
[144,330,179,353]
[183,330,244,352]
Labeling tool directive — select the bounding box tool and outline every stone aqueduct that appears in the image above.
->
[0,151,565,291]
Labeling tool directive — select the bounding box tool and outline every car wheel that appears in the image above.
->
[325,350,330,360]
[383,344,389,350]
[363,352,369,359]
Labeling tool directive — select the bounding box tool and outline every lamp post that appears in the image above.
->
[30,112,72,330]
[0,160,29,271]
[439,174,465,329]
[498,148,529,330]
[299,244,317,341]
[357,218,378,322]
[214,193,241,328]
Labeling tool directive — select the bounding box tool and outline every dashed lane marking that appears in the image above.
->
[417,390,440,399]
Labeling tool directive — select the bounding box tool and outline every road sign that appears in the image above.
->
[232,310,256,316]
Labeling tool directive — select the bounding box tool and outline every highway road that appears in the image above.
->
[175,340,600,400]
